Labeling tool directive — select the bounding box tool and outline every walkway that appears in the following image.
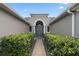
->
[32,37,46,56]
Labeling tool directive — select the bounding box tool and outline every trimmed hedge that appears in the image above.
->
[0,33,35,56]
[44,33,79,56]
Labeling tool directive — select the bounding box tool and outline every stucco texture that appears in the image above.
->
[50,14,72,36]
[0,9,29,37]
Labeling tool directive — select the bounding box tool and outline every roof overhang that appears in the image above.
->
[0,3,30,25]
[49,3,79,25]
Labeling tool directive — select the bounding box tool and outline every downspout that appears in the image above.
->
[67,10,75,37]
[72,13,75,37]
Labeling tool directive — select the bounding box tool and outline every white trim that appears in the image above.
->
[34,19,46,26]
[34,26,35,33]
[44,26,45,33]
[33,19,46,33]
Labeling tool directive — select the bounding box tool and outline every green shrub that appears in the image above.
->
[0,33,34,56]
[44,33,79,56]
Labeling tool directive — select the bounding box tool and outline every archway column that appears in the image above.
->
[34,26,35,33]
[44,25,46,33]
[32,26,34,33]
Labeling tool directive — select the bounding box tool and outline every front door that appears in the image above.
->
[35,21,43,37]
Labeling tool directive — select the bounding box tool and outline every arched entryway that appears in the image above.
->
[35,21,44,37]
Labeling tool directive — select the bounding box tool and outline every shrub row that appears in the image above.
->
[44,33,79,56]
[0,33,35,56]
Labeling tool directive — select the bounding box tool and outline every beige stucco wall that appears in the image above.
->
[50,14,72,36]
[0,9,29,37]
[75,12,79,37]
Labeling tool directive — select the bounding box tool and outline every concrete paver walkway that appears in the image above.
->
[32,38,46,56]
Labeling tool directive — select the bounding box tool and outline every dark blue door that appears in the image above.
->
[35,21,43,37]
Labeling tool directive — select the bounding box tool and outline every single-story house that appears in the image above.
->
[0,3,30,37]
[1,3,79,38]
[49,3,79,37]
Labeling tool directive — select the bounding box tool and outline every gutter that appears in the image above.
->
[49,3,78,25]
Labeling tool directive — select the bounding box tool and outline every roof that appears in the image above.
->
[0,3,30,25]
[49,3,79,25]
[30,13,49,15]
[30,13,49,17]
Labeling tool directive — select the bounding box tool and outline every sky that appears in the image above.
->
[6,3,71,17]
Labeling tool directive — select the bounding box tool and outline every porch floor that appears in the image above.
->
[32,37,46,56]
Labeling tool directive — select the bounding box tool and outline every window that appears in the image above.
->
[47,26,49,32]
[29,26,32,32]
